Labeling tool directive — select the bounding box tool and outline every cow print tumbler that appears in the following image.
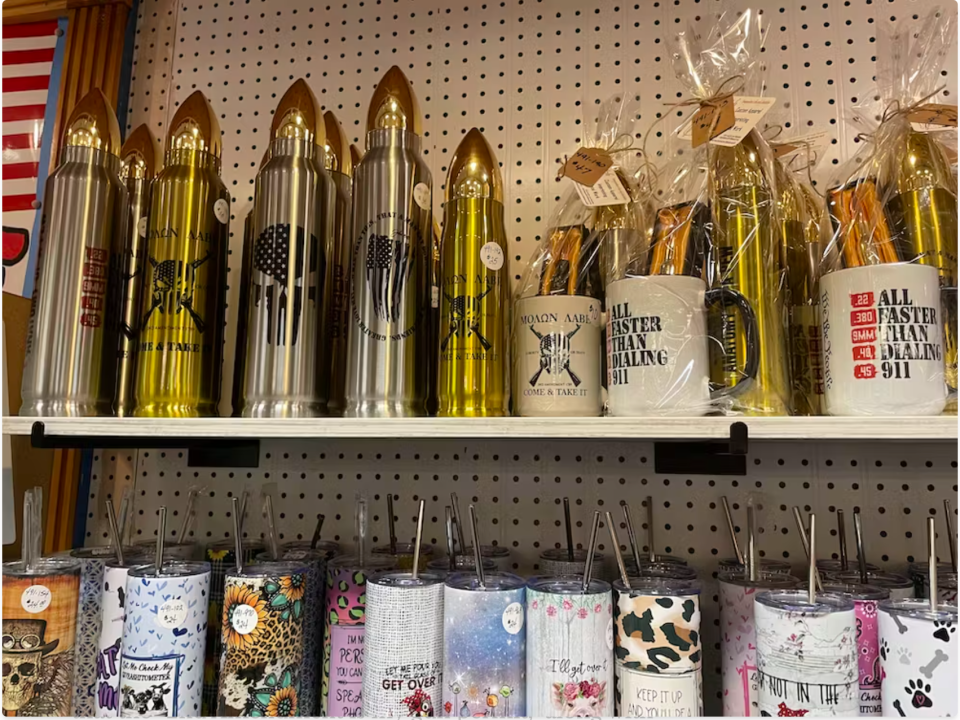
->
[96,560,141,717]
[525,576,614,717]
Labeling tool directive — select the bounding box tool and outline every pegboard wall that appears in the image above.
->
[83,439,958,714]
[125,0,958,415]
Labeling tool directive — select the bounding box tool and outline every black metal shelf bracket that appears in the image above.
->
[653,421,749,476]
[29,421,261,468]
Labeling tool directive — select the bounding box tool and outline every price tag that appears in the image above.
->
[574,170,631,208]
[680,96,777,148]
[502,602,524,634]
[414,183,432,210]
[771,129,832,164]
[908,103,958,132]
[231,603,259,635]
[137,216,148,238]
[21,585,51,614]
[157,598,188,629]
[559,147,613,187]
[213,198,230,224]
[691,96,736,148]
[480,242,504,271]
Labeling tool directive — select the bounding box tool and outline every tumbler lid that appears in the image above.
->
[755,590,854,615]
[327,555,396,573]
[879,598,959,623]
[427,556,497,576]
[3,556,81,578]
[628,560,697,581]
[280,539,340,560]
[834,570,913,591]
[718,569,800,590]
[614,577,700,597]
[465,544,511,559]
[322,110,352,176]
[821,582,890,602]
[228,561,307,579]
[128,560,210,579]
[541,548,605,563]
[367,65,422,135]
[369,571,444,589]
[255,547,325,563]
[446,571,525,592]
[120,124,159,180]
[63,88,121,156]
[527,575,611,596]
[372,543,434,557]
[272,78,322,145]
[718,557,792,573]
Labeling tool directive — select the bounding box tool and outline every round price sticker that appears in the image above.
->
[21,585,51,614]
[157,599,188,629]
[606,617,615,650]
[213,198,230,224]
[413,183,431,211]
[480,242,504,271]
[502,602,524,634]
[231,603,259,635]
[137,216,148,238]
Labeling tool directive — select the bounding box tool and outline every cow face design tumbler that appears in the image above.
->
[20,89,125,417]
[134,91,229,417]
[345,66,433,418]
[240,79,332,417]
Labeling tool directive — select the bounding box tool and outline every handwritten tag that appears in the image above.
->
[157,598,188,628]
[909,103,958,132]
[574,170,631,207]
[560,147,613,187]
[691,96,736,148]
[21,585,51,613]
[681,96,777,148]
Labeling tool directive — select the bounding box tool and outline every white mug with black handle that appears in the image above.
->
[820,263,955,416]
[605,275,760,416]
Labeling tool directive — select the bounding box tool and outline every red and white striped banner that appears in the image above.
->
[2,19,61,298]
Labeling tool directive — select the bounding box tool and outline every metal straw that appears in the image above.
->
[808,513,817,605]
[22,490,37,573]
[621,502,644,574]
[746,502,758,583]
[563,497,575,561]
[237,490,250,536]
[117,487,133,546]
[357,495,368,569]
[106,499,125,565]
[264,494,280,561]
[645,496,656,562]
[451,492,466,554]
[837,509,848,572]
[445,507,457,571]
[469,505,486,588]
[582,511,601,593]
[853,511,868,584]
[310,514,325,550]
[605,511,631,590]
[411,499,425,580]
[232,497,244,575]
[791,506,823,592]
[387,494,398,555]
[176,488,198,544]
[155,507,167,577]
[929,517,939,613]
[945,500,956,571]
[721,496,743,565]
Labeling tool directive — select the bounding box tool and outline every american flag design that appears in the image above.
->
[253,223,319,346]
[366,231,414,323]
[2,20,65,297]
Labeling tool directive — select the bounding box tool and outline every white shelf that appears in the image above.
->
[2,415,957,441]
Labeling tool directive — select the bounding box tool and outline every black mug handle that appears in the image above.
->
[705,287,760,401]
[942,285,958,398]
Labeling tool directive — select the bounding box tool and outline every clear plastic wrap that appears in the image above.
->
[820,7,958,416]
[607,8,788,416]
[512,94,645,417]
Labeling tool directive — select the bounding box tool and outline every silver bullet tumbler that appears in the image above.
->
[320,110,354,416]
[114,124,158,417]
[344,66,433,417]
[20,89,126,417]
[239,79,333,417]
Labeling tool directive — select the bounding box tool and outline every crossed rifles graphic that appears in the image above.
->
[441,284,495,352]
[142,253,211,333]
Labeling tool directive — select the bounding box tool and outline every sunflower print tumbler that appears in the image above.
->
[217,562,308,716]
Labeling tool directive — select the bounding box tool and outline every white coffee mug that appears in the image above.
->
[605,275,759,416]
[514,295,603,416]
[820,263,955,416]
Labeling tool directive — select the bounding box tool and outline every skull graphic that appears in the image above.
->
[252,223,319,346]
[143,254,211,332]
[441,285,494,352]
[2,650,42,711]
[528,324,582,387]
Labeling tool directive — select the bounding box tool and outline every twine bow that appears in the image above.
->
[854,84,948,144]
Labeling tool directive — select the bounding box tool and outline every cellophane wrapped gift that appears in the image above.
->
[512,93,645,417]
[657,8,791,415]
[820,7,957,416]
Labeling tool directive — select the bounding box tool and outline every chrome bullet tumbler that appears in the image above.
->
[134,91,229,417]
[345,66,433,417]
[320,110,355,416]
[20,89,125,417]
[438,129,508,416]
[709,133,790,415]
[239,79,333,417]
[114,125,159,417]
